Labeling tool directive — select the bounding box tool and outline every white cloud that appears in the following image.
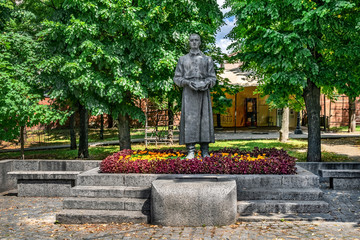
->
[218,39,233,54]
[216,17,236,54]
[217,0,231,14]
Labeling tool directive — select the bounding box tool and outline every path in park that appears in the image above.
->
[321,137,360,161]
[0,187,359,239]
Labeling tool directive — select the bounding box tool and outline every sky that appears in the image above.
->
[215,0,236,54]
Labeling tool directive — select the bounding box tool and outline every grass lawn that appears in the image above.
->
[0,139,355,163]
[329,125,360,132]
[0,127,178,149]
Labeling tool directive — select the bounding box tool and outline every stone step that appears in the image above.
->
[56,209,149,224]
[237,200,329,214]
[237,188,324,201]
[71,186,151,199]
[63,197,150,211]
[237,213,334,222]
[76,168,158,187]
[77,167,320,188]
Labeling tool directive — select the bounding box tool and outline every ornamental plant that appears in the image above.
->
[100,148,296,175]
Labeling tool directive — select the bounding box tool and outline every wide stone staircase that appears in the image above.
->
[56,166,331,223]
[56,168,151,224]
[235,167,331,221]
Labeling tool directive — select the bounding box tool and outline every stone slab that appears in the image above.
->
[333,178,360,190]
[56,209,149,224]
[237,213,334,222]
[8,171,80,180]
[237,200,329,214]
[17,179,74,197]
[151,178,237,226]
[11,160,100,172]
[71,185,151,198]
[63,197,150,211]
[237,188,324,201]
[319,169,360,178]
[0,160,15,193]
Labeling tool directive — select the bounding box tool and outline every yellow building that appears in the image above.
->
[215,63,298,128]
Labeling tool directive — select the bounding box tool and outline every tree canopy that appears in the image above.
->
[224,0,360,161]
[0,2,65,142]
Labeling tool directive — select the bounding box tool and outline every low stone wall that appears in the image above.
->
[12,160,100,172]
[0,160,16,192]
[297,162,360,181]
[0,159,101,193]
[79,165,319,192]
[9,171,81,197]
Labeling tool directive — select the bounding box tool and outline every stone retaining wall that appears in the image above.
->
[0,159,101,193]
[297,162,360,181]
[0,160,16,192]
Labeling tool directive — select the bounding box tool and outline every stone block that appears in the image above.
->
[17,179,74,197]
[83,161,101,171]
[319,169,360,178]
[333,178,360,190]
[8,171,80,197]
[0,160,15,192]
[76,168,125,186]
[12,160,39,171]
[123,174,160,187]
[151,178,237,226]
[56,209,149,224]
[39,161,67,171]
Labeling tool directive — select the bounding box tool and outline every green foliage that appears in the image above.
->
[0,2,67,141]
[34,0,223,121]
[225,0,360,106]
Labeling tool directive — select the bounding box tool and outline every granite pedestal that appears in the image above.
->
[151,177,237,226]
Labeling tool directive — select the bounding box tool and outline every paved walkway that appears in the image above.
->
[2,130,360,153]
[0,187,359,239]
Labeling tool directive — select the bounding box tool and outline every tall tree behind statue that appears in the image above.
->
[224,0,360,162]
[0,1,67,159]
[24,0,223,153]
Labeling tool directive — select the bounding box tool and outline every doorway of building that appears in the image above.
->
[245,98,257,127]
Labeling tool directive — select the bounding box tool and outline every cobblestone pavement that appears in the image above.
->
[0,189,359,240]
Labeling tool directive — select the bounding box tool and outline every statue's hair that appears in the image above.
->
[189,33,201,41]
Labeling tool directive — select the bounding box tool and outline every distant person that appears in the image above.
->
[173,33,216,159]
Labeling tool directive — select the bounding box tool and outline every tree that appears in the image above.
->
[0,1,66,159]
[279,108,290,142]
[225,0,360,161]
[32,0,224,151]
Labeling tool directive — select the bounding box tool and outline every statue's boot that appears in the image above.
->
[200,143,210,158]
[186,143,196,159]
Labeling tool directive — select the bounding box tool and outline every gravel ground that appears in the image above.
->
[0,188,359,240]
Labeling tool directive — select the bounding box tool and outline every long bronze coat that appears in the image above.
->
[173,50,216,145]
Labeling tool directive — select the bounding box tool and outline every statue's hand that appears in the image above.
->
[188,81,198,91]
[194,81,209,91]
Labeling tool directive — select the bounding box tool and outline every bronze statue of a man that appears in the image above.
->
[173,34,216,159]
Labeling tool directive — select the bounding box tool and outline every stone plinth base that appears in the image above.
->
[8,171,80,197]
[151,178,237,226]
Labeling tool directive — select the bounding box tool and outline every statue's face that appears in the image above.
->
[189,35,201,49]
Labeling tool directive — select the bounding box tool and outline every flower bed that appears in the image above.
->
[100,147,296,175]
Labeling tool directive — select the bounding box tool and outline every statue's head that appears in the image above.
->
[189,33,201,50]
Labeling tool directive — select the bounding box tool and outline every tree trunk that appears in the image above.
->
[303,79,321,162]
[20,125,25,160]
[78,103,89,158]
[118,113,131,150]
[107,114,113,128]
[100,114,104,140]
[279,107,289,142]
[69,111,77,150]
[167,101,174,144]
[348,97,356,132]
